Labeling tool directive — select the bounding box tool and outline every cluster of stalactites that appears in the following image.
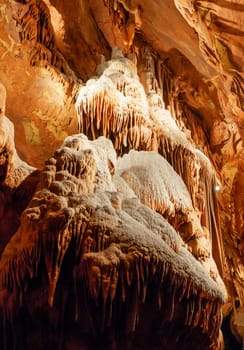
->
[0,134,226,348]
[76,48,225,270]
[77,244,223,340]
[75,48,201,204]
[76,48,156,155]
[75,50,224,280]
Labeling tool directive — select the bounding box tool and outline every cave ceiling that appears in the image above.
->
[0,0,243,349]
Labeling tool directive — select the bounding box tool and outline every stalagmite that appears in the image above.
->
[0,132,227,349]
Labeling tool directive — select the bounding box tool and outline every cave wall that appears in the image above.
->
[0,0,243,349]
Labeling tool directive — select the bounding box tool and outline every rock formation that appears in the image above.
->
[0,0,243,349]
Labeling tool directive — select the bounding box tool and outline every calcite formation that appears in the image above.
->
[0,131,226,349]
[0,0,243,349]
[0,82,38,255]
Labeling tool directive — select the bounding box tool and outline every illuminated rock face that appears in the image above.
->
[0,0,243,349]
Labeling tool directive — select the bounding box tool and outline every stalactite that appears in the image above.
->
[157,60,174,109]
[196,149,224,277]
